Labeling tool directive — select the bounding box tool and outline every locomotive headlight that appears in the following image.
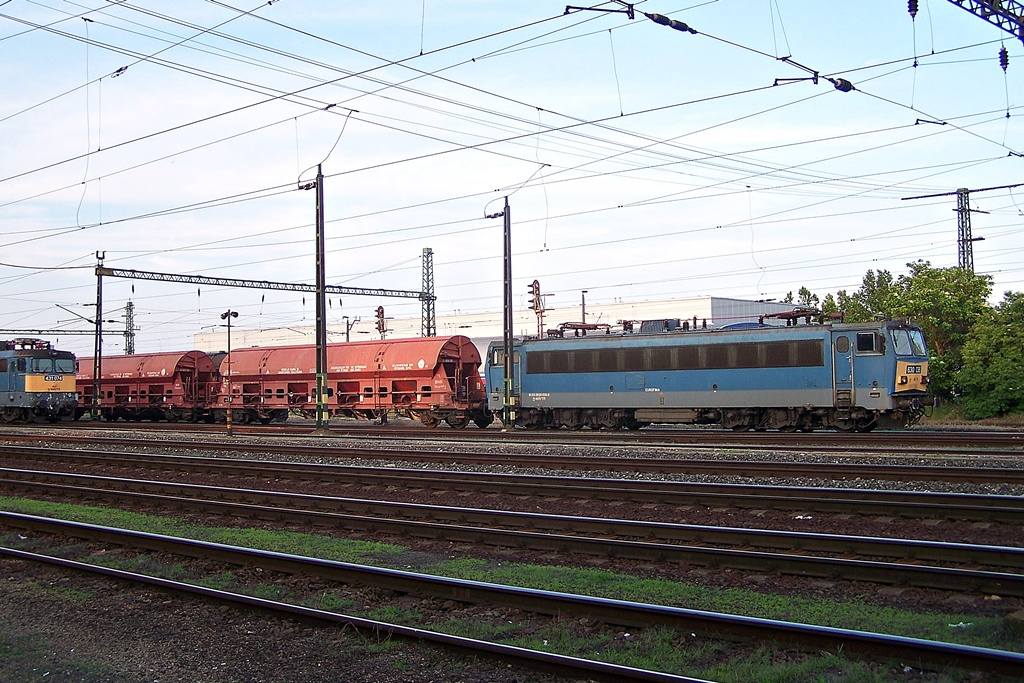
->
[899,376,908,385]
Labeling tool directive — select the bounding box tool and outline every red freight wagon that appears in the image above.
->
[217,335,492,428]
[75,351,219,422]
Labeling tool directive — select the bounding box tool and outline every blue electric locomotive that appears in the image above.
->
[0,338,78,423]
[485,319,933,431]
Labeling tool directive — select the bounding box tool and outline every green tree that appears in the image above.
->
[889,261,992,357]
[957,292,1024,419]
[796,286,819,309]
[887,261,992,399]
[844,269,896,322]
[821,293,839,317]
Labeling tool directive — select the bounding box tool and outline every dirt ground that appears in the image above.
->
[0,556,571,683]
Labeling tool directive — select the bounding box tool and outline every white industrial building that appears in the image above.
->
[194,296,800,359]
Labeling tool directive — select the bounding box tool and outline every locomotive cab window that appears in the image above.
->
[490,349,519,366]
[855,332,882,354]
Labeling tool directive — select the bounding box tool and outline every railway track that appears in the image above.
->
[3,511,1022,678]
[38,421,1024,454]
[2,434,1022,484]
[3,445,1024,523]
[2,465,1023,597]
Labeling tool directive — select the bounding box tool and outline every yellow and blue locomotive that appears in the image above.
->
[486,319,934,432]
[1,338,78,423]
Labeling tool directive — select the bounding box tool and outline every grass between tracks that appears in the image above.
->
[1,496,1021,682]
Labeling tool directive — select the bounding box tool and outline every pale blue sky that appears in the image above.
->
[1,0,1021,354]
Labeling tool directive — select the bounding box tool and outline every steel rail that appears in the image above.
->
[2,434,1021,484]
[3,445,1023,523]
[3,470,1023,596]
[30,421,1024,452]
[2,512,1022,677]
[0,550,703,683]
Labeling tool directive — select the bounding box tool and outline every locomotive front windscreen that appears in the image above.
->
[890,329,927,356]
[29,358,76,373]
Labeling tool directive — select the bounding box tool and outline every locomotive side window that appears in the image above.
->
[527,340,826,374]
[648,347,672,371]
[705,345,728,368]
[855,332,881,354]
[0,359,6,372]
[835,336,850,353]
[678,346,699,369]
[734,343,759,368]
[598,348,621,371]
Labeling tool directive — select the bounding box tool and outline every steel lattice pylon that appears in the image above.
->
[421,248,436,337]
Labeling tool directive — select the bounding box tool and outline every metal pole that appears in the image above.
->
[314,164,329,433]
[501,196,515,430]
[92,252,105,419]
[956,188,974,272]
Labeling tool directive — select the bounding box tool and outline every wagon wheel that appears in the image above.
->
[445,415,469,429]
[418,415,439,428]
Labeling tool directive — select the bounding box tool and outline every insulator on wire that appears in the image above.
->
[831,78,855,93]
[1000,45,1009,72]
[908,0,918,19]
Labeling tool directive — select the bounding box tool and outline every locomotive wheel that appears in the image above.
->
[1,407,23,423]
[445,415,469,429]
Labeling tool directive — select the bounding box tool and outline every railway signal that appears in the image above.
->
[527,280,542,312]
[375,306,387,339]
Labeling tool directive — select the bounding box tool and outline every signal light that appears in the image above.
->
[527,280,542,312]
[375,306,386,334]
